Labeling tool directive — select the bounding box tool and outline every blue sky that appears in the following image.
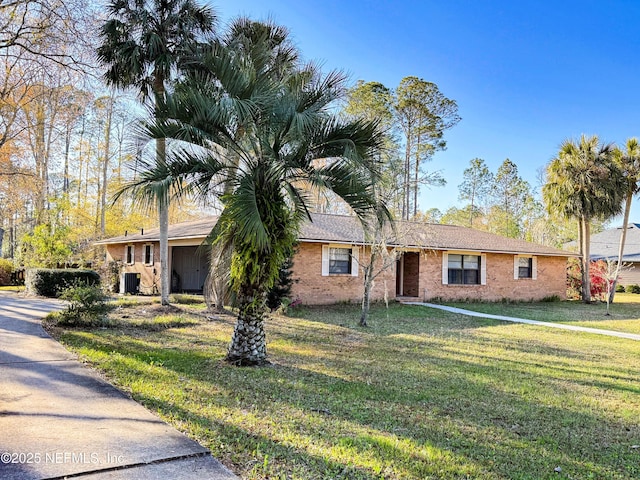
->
[211,0,640,219]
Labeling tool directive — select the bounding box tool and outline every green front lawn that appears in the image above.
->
[0,285,24,292]
[443,294,640,334]
[48,301,640,479]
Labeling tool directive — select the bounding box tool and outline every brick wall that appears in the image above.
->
[421,251,568,302]
[290,242,396,305]
[105,242,159,295]
[291,244,568,304]
[104,240,569,303]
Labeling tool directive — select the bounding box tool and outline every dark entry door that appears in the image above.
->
[171,246,209,292]
[396,252,420,297]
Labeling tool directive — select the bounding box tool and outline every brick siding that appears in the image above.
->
[106,240,568,304]
[291,244,568,304]
[290,242,396,305]
[105,242,159,295]
[421,251,567,302]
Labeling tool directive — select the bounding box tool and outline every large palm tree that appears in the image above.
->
[97,0,216,305]
[124,20,388,365]
[610,138,640,302]
[201,18,300,312]
[543,135,625,302]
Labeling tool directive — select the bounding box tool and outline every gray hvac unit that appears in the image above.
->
[121,272,140,294]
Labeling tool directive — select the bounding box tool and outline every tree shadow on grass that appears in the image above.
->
[65,325,640,479]
[132,392,487,480]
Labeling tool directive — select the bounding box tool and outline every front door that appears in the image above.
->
[396,252,420,297]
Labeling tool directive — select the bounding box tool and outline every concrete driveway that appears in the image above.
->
[0,292,237,479]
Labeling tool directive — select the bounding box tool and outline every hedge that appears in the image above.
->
[25,268,100,298]
[0,258,12,286]
[625,284,640,294]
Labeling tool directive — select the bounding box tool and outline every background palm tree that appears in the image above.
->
[610,138,640,302]
[97,0,216,305]
[543,135,625,302]
[125,20,387,365]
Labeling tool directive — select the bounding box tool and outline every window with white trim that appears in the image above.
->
[448,254,481,285]
[125,245,135,265]
[143,244,154,266]
[442,252,486,285]
[321,245,359,276]
[514,255,537,279]
[329,247,351,274]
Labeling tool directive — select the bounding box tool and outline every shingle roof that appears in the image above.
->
[94,217,219,245]
[585,224,640,262]
[97,213,573,257]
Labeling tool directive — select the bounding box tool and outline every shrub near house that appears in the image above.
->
[25,269,101,298]
[0,258,12,286]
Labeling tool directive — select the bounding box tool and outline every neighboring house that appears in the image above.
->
[96,213,574,303]
[578,224,640,286]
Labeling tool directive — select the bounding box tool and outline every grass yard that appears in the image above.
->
[444,293,640,335]
[46,300,640,479]
[0,285,24,293]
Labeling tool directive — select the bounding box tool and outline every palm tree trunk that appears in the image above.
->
[610,193,632,303]
[581,218,591,303]
[204,243,230,312]
[157,136,170,305]
[153,73,170,306]
[226,295,268,366]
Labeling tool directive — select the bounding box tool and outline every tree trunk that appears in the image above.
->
[360,260,374,327]
[157,136,170,306]
[76,114,86,212]
[63,121,71,194]
[204,243,230,312]
[402,136,411,220]
[609,193,632,303]
[469,190,475,228]
[100,93,114,236]
[413,119,423,219]
[8,215,14,258]
[33,98,47,222]
[226,295,268,366]
[581,218,591,303]
[153,73,170,306]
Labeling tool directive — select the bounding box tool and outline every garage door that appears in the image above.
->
[171,246,209,293]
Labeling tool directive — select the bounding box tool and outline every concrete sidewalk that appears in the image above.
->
[0,292,237,480]
[406,302,640,341]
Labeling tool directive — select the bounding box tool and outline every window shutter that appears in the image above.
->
[322,245,330,276]
[124,245,128,263]
[441,252,448,285]
[351,247,359,277]
[532,256,538,280]
[480,254,487,285]
[514,256,519,280]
